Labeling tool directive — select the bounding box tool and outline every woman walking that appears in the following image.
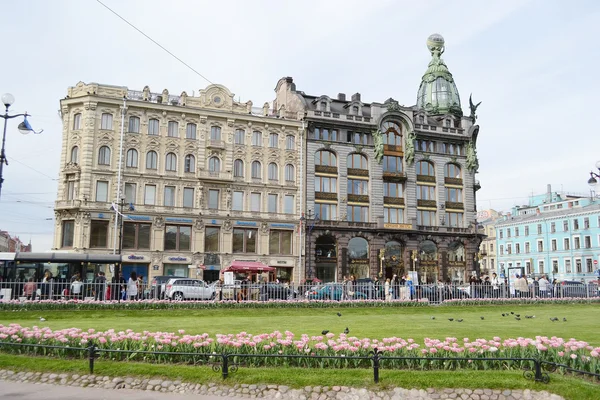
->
[127,272,138,301]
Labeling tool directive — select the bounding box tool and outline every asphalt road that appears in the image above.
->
[0,380,236,400]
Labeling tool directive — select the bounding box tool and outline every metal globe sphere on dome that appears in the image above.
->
[426,33,445,52]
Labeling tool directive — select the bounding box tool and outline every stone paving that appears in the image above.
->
[0,370,564,400]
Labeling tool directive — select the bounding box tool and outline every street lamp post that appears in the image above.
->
[379,248,385,278]
[111,198,135,289]
[0,93,41,199]
[587,161,600,197]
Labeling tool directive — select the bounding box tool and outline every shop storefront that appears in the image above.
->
[203,253,220,283]
[162,255,193,278]
[121,254,150,284]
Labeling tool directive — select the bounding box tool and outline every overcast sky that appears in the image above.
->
[1,0,599,252]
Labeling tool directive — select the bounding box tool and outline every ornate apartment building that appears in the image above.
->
[274,34,483,284]
[54,82,303,282]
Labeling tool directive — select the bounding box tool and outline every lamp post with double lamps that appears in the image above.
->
[0,93,42,199]
[110,198,135,287]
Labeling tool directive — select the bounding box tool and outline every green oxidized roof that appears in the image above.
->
[416,34,462,117]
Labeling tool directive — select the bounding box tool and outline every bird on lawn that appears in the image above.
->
[337,312,342,317]
[501,313,506,317]
[321,330,329,335]
[343,327,350,334]
[480,316,485,320]
[431,316,436,320]
[563,318,567,322]
[515,314,520,318]
[457,319,464,322]
[515,317,521,321]
[510,312,514,315]
[448,318,454,321]
[39,317,46,322]
[550,317,558,322]
[525,315,533,319]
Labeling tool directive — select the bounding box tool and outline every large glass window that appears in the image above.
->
[268,194,278,213]
[210,126,221,141]
[251,161,262,178]
[208,157,221,172]
[447,212,463,227]
[125,183,136,204]
[417,210,436,226]
[417,185,435,200]
[384,208,404,224]
[100,113,113,130]
[146,151,158,169]
[285,164,295,182]
[381,121,402,145]
[269,230,293,255]
[168,121,179,137]
[444,163,462,178]
[347,153,368,169]
[148,118,159,135]
[67,181,75,200]
[184,154,195,173]
[349,132,368,145]
[233,228,257,253]
[286,135,295,150]
[98,146,111,165]
[183,187,194,208]
[269,133,279,148]
[315,176,337,192]
[382,156,402,173]
[90,221,109,248]
[208,189,219,209]
[347,179,368,195]
[128,116,140,133]
[123,223,151,249]
[61,221,74,248]
[250,192,261,212]
[284,195,294,214]
[165,153,177,171]
[252,131,262,146]
[73,113,81,130]
[234,159,244,177]
[205,227,220,252]
[233,191,243,211]
[446,188,463,202]
[70,146,79,164]
[314,128,337,141]
[268,163,279,180]
[126,149,138,168]
[186,123,197,139]
[96,181,108,202]
[384,182,403,197]
[315,150,337,166]
[144,184,156,205]
[432,77,450,104]
[347,205,368,222]
[416,160,435,176]
[164,225,191,251]
[164,186,175,207]
[315,203,337,220]
[234,129,245,145]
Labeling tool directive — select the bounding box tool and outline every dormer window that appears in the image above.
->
[419,115,425,124]
[320,101,327,111]
[352,106,359,114]
[445,119,451,127]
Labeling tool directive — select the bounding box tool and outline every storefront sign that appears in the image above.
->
[448,261,466,267]
[271,223,295,229]
[128,215,152,221]
[420,260,438,266]
[384,223,412,230]
[276,260,288,264]
[206,265,221,271]
[166,256,189,262]
[122,254,148,262]
[165,217,193,223]
[210,219,220,225]
[350,259,369,264]
[235,221,257,226]
[127,255,145,260]
[92,213,110,219]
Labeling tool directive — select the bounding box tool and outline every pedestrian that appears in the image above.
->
[111,272,126,301]
[127,271,138,301]
[491,273,500,298]
[70,275,83,300]
[515,275,528,298]
[93,271,106,301]
[41,270,53,300]
[538,275,549,298]
[137,274,144,300]
[384,278,391,301]
[23,277,37,300]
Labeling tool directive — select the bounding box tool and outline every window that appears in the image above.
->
[208,157,220,172]
[537,224,542,234]
[563,220,569,231]
[286,135,295,150]
[586,258,593,273]
[347,153,368,169]
[444,164,461,179]
[73,113,81,130]
[167,121,179,137]
[499,245,504,256]
[525,242,530,253]
[315,150,337,166]
[525,226,529,236]
[564,238,570,250]
[123,223,151,249]
[90,221,109,248]
[349,132,368,145]
[233,228,257,253]
[551,239,557,251]
[537,240,544,252]
[574,237,581,249]
[315,176,337,193]
[381,121,402,145]
[234,159,244,177]
[552,260,558,274]
[126,149,138,168]
[565,259,572,273]
[144,184,156,205]
[576,259,582,273]
[347,205,369,222]
[164,225,191,251]
[538,261,544,274]
[383,156,403,173]
[100,113,113,130]
[384,207,404,223]
[285,164,295,182]
[447,212,463,227]
[186,123,197,139]
[184,154,195,173]
[416,185,435,200]
[183,188,194,208]
[499,230,503,239]
[125,183,136,204]
[128,116,140,133]
[315,203,337,220]
[252,131,262,146]
[165,153,177,171]
[584,217,590,229]
[164,186,175,207]
[320,101,327,111]
[506,229,511,238]
[269,230,293,255]
[490,243,494,252]
[67,181,75,200]
[148,119,159,135]
[251,161,262,179]
[416,161,435,176]
[515,227,519,237]
[418,140,435,152]
[70,146,79,164]
[516,243,521,254]
[585,236,591,248]
[250,193,261,212]
[384,182,403,198]
[268,163,278,180]
[95,181,108,202]
[315,128,338,141]
[507,244,512,254]
[417,210,436,226]
[205,227,220,252]
[347,179,368,195]
[550,222,556,233]
[234,129,245,145]
[233,191,243,211]
[208,189,219,209]
[268,194,278,213]
[146,151,158,169]
[446,188,463,202]
[574,219,580,230]
[269,133,279,148]
[210,126,221,141]
[284,195,294,214]
[61,221,74,248]
[98,146,111,165]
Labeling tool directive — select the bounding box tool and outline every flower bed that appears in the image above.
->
[0,324,598,374]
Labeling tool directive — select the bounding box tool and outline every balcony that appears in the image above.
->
[384,144,403,154]
[347,168,369,177]
[382,171,406,182]
[315,165,338,174]
[447,227,470,233]
[444,177,463,185]
[55,200,82,209]
[416,175,436,183]
[445,201,464,210]
[417,225,440,232]
[348,194,369,203]
[198,170,232,181]
[313,219,377,229]
[315,192,338,201]
[417,199,437,208]
[207,140,226,149]
[384,197,405,206]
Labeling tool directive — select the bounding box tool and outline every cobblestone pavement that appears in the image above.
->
[0,370,565,400]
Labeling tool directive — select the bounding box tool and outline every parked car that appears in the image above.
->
[259,283,297,300]
[150,276,175,299]
[165,278,215,301]
[306,283,367,300]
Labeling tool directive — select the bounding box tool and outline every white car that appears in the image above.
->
[164,278,215,301]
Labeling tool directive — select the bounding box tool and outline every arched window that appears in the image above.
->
[234,129,245,145]
[269,133,279,148]
[100,113,113,130]
[285,164,295,182]
[126,149,138,168]
[146,151,158,170]
[315,150,337,166]
[381,121,402,146]
[165,153,177,171]
[210,126,221,141]
[184,154,195,173]
[186,123,197,139]
[208,156,220,172]
[128,116,140,133]
[347,153,368,169]
[268,163,278,180]
[98,146,111,165]
[251,161,262,178]
[286,135,295,150]
[348,237,369,260]
[70,146,79,164]
[234,159,244,177]
[416,160,435,176]
[444,163,461,179]
[148,118,159,135]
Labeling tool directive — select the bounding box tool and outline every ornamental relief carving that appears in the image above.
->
[154,216,165,229]
[194,219,205,231]
[222,219,232,232]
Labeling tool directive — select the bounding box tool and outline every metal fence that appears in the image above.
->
[0,280,599,303]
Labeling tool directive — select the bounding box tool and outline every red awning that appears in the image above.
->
[223,261,275,273]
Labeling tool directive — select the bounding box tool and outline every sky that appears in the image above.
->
[1,0,599,252]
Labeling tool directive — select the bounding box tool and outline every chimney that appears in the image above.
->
[337,93,346,101]
[351,92,361,102]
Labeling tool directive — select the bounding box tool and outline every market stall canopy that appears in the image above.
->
[223,261,275,273]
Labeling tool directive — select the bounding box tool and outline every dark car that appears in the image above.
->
[259,283,296,300]
[559,281,588,298]
[150,276,176,299]
[306,283,367,300]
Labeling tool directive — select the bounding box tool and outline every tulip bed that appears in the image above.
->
[0,324,598,375]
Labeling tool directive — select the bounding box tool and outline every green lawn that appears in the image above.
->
[1,304,599,345]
